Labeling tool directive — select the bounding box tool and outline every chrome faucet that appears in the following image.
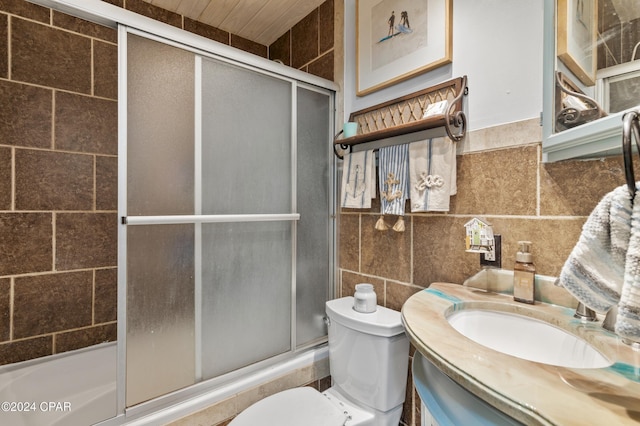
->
[573,302,597,322]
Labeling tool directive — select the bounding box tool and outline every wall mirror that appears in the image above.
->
[543,0,640,161]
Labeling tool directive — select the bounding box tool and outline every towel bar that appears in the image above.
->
[334,76,468,159]
[622,110,640,196]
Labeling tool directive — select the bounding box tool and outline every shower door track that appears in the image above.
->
[122,214,300,225]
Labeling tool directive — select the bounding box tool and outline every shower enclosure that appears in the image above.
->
[0,0,336,423]
[120,26,336,413]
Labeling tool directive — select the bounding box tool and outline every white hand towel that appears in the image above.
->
[341,150,375,209]
[378,145,409,216]
[558,184,632,313]
[409,138,457,212]
[617,189,640,342]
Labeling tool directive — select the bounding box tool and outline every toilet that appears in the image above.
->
[230,296,410,426]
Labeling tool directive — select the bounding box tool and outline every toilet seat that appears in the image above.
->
[230,387,348,426]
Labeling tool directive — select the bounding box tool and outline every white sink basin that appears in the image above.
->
[447,309,612,368]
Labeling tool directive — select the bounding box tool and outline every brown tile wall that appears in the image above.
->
[339,120,640,425]
[269,0,335,82]
[0,0,118,365]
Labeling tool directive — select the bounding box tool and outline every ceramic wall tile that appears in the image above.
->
[452,145,538,215]
[0,336,52,366]
[95,268,118,324]
[0,213,52,276]
[361,215,411,283]
[184,17,230,44]
[308,50,334,81]
[13,271,93,339]
[0,147,10,209]
[269,31,291,66]
[230,34,268,58]
[0,0,49,23]
[0,14,6,79]
[339,214,360,271]
[12,17,91,94]
[0,80,52,149]
[540,155,636,216]
[413,216,479,287]
[385,281,422,311]
[340,270,384,299]
[55,213,118,270]
[93,40,118,100]
[291,10,318,69]
[96,155,118,211]
[52,10,117,43]
[55,323,117,354]
[488,217,584,277]
[0,278,8,341]
[15,149,94,211]
[319,0,334,54]
[124,0,182,28]
[55,91,117,155]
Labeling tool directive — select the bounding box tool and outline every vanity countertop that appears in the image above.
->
[402,283,640,426]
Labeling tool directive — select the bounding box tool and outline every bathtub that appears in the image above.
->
[0,342,116,426]
[0,341,329,425]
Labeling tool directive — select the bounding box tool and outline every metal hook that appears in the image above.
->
[333,130,352,160]
[622,111,640,197]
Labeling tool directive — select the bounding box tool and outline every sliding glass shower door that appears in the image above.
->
[121,30,334,407]
[198,57,293,379]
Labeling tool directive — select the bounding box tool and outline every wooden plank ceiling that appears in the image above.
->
[142,0,326,46]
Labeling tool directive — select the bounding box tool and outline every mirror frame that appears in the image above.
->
[542,0,625,162]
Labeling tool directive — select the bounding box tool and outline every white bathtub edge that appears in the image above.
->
[120,345,329,425]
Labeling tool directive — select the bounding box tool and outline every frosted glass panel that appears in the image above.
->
[126,33,196,407]
[126,224,195,406]
[296,87,332,347]
[200,221,292,378]
[127,34,195,216]
[200,58,292,214]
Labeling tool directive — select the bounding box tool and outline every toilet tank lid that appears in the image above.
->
[326,297,405,337]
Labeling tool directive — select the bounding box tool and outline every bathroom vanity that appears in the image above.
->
[402,281,640,425]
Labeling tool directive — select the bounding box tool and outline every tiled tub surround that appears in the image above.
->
[339,118,640,425]
[0,1,119,365]
[402,282,640,425]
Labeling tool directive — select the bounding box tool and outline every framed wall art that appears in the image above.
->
[557,0,597,86]
[356,0,452,96]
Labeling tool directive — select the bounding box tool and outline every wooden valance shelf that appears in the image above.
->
[335,76,468,158]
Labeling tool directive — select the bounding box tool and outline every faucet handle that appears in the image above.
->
[602,305,617,332]
[574,302,597,322]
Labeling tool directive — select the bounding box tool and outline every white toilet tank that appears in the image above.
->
[325,297,409,414]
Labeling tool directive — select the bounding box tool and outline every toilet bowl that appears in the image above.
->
[229,296,410,426]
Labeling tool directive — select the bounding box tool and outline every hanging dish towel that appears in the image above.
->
[618,189,640,342]
[378,145,409,231]
[340,150,375,209]
[557,184,632,313]
[409,138,457,212]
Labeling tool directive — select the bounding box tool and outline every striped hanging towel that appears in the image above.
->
[618,188,640,343]
[557,184,631,313]
[378,144,409,216]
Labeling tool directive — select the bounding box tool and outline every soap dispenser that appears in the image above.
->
[513,241,535,304]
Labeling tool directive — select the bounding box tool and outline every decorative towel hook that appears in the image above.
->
[622,110,640,196]
[333,130,352,160]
